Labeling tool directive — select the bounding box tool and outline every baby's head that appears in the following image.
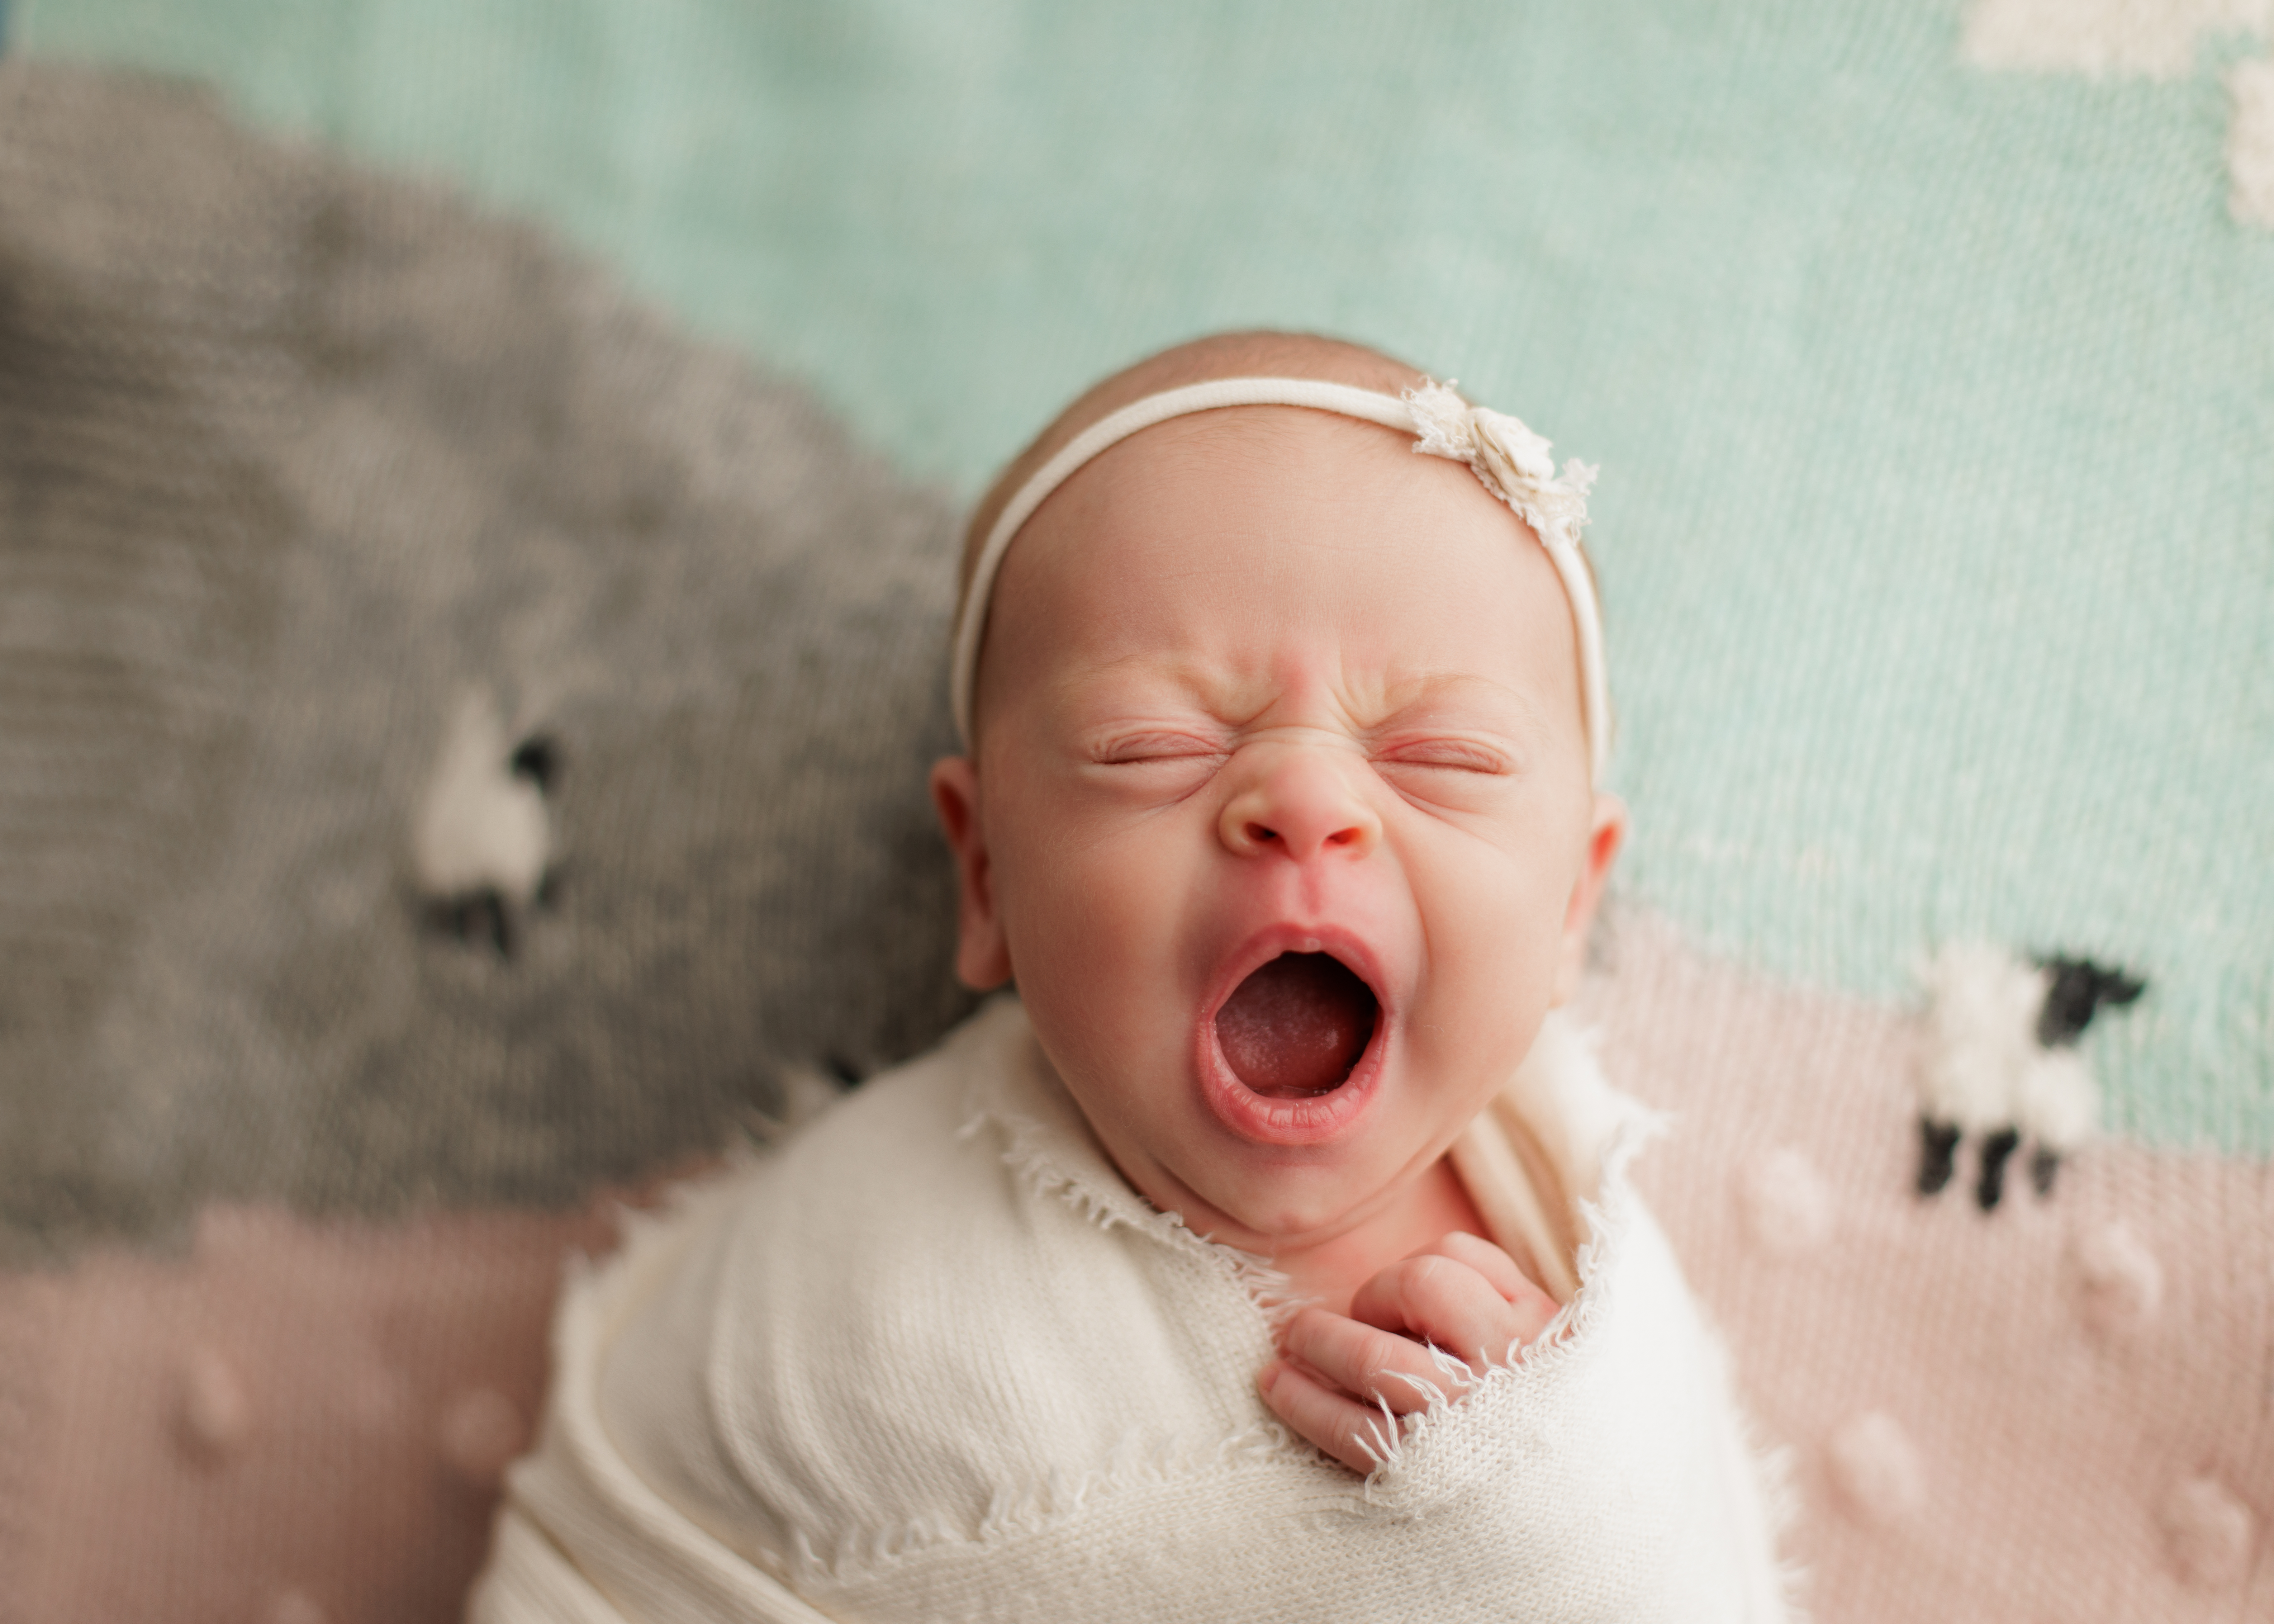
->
[932,332,1624,1261]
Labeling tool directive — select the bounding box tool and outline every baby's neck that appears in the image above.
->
[1270,1155,1489,1318]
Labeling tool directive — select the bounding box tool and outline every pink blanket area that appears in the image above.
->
[3,912,2264,1621]
[1,1205,623,1621]
[1580,915,2273,1619]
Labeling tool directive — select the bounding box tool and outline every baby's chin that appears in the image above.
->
[1174,1148,1434,1261]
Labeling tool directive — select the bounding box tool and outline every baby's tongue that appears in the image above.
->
[1215,952,1378,1098]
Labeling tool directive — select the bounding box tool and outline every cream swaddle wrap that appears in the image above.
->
[470,998,1788,1623]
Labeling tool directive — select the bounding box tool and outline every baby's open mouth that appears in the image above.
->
[1213,952,1381,1098]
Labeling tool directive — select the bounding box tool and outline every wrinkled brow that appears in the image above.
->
[1044,658,1562,745]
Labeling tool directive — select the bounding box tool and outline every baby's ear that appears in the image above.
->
[929,756,1014,992]
[1551,792,1626,1006]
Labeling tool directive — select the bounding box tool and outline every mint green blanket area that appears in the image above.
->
[22,0,2272,1155]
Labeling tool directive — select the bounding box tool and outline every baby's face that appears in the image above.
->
[935,406,1621,1257]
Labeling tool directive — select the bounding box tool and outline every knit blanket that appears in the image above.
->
[471,1000,1788,1623]
[7,11,2269,1618]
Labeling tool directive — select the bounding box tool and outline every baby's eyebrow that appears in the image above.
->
[1044,666,1257,739]
[1046,652,1230,707]
[1346,669,1556,736]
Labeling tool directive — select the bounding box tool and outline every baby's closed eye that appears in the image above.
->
[1368,736,1527,817]
[1371,737,1513,775]
[1091,731,1231,766]
[1081,730,1233,799]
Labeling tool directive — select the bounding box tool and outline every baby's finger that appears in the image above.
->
[1412,1230,1538,1304]
[1347,1252,1542,1369]
[1280,1305,1463,1415]
[1257,1360,1403,1477]
[1411,1232,1560,1341]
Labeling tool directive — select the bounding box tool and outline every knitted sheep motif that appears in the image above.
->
[411,691,564,960]
[1915,943,2145,1210]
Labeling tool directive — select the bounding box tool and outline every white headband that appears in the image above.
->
[952,376,1610,785]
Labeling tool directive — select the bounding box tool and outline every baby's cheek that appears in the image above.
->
[1407,847,1567,1057]
[999,829,1194,1051]
[1426,819,1569,939]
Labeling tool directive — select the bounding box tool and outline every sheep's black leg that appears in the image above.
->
[1917,1118,1961,1196]
[2030,1146,2060,1197]
[489,893,518,959]
[428,889,516,960]
[1975,1128,2020,1211]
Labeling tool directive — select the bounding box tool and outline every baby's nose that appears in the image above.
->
[1217,746,1381,862]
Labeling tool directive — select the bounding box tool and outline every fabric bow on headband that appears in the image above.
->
[1403,381,1598,560]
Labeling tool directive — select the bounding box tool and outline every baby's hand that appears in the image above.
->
[1257,1231,1559,1475]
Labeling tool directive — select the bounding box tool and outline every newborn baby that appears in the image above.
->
[471,333,1789,1622]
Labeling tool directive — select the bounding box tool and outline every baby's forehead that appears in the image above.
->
[984,415,1580,740]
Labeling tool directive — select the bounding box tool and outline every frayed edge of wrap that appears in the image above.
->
[1355,1098,1661,1495]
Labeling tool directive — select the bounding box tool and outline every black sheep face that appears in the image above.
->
[2037,958,2147,1048]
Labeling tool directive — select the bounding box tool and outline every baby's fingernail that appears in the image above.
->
[1257,1363,1281,1397]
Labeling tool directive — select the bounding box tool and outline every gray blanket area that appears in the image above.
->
[0,63,975,1261]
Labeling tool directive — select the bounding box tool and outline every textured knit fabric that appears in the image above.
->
[0,60,974,1261]
[4,38,2270,1624]
[471,999,1788,1623]
[28,0,2274,1159]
